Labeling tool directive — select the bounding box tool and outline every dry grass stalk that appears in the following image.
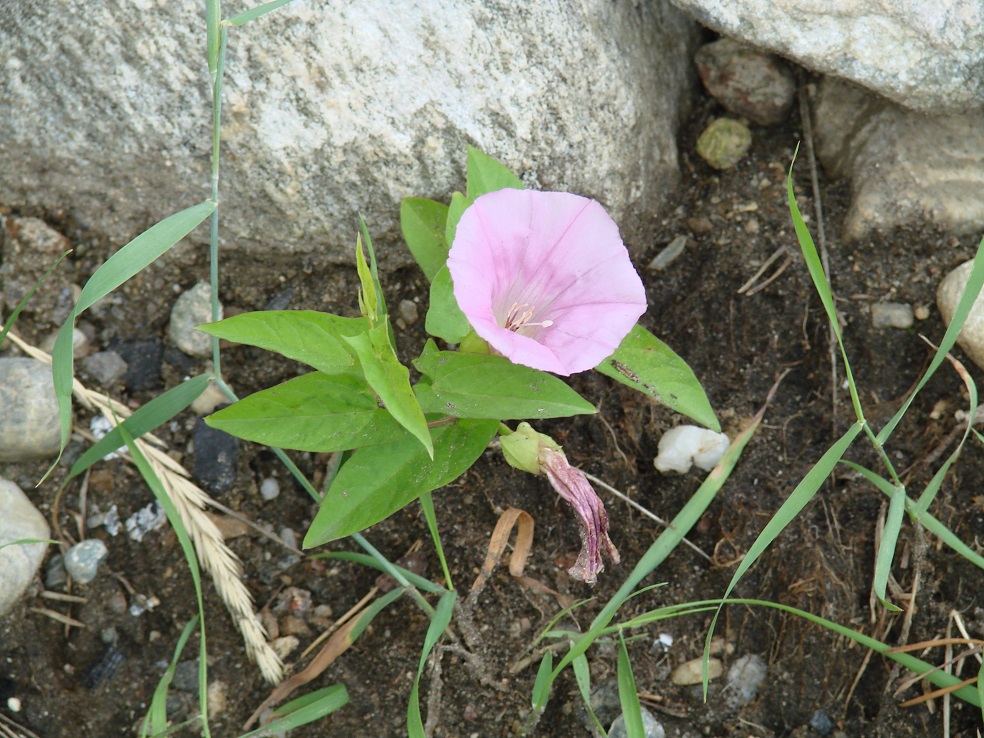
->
[8,331,284,684]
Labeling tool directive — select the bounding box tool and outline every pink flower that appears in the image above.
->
[447,189,647,375]
[538,445,620,585]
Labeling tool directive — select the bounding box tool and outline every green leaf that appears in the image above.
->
[617,632,645,738]
[597,324,719,431]
[408,590,456,737]
[466,146,523,199]
[425,265,472,343]
[531,650,554,708]
[444,192,473,249]
[413,341,595,419]
[344,322,433,457]
[355,233,378,322]
[401,198,450,282]
[67,374,211,481]
[239,685,349,736]
[48,200,215,480]
[226,0,297,26]
[874,484,905,611]
[303,418,498,546]
[359,216,392,337]
[205,372,406,452]
[199,311,366,375]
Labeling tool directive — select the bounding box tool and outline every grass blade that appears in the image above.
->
[407,590,456,737]
[418,491,453,590]
[617,631,645,738]
[239,685,349,736]
[873,485,905,611]
[227,0,296,26]
[141,617,199,737]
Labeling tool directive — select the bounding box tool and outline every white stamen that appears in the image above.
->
[504,302,552,332]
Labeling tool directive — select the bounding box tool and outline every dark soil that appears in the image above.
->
[2,96,984,738]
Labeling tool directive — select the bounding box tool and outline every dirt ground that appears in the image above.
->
[2,92,984,738]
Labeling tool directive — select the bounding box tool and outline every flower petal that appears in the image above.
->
[448,189,646,375]
[537,446,619,585]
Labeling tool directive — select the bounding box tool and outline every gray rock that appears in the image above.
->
[724,653,767,710]
[814,79,984,240]
[608,707,665,738]
[397,299,419,327]
[0,358,61,461]
[649,235,689,271]
[0,477,51,616]
[169,282,219,357]
[81,350,129,387]
[41,327,90,359]
[0,0,698,267]
[193,414,240,494]
[695,38,796,126]
[870,302,914,330]
[937,260,984,371]
[63,538,109,585]
[696,118,751,170]
[669,0,984,112]
[259,478,281,501]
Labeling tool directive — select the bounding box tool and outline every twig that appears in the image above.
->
[582,471,712,562]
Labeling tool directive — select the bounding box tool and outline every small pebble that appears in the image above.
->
[608,707,664,738]
[695,38,796,126]
[207,512,250,541]
[192,412,240,494]
[41,328,90,359]
[0,477,52,615]
[260,477,281,501]
[81,351,128,387]
[937,259,984,370]
[670,657,722,686]
[64,539,109,585]
[271,635,300,660]
[207,681,228,718]
[870,302,914,329]
[398,299,419,326]
[809,708,834,736]
[696,118,752,170]
[111,339,163,392]
[190,381,228,415]
[686,216,714,236]
[45,555,67,590]
[125,501,167,542]
[280,527,298,550]
[169,282,220,357]
[648,235,689,271]
[913,304,930,320]
[655,426,730,474]
[724,653,767,710]
[0,358,61,462]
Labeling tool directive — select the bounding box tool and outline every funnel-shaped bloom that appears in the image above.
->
[538,445,620,585]
[448,189,647,375]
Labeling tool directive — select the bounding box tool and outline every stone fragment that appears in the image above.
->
[937,260,984,371]
[0,217,75,323]
[695,38,796,126]
[814,79,984,240]
[111,339,163,391]
[671,656,722,685]
[669,0,984,112]
[1,0,699,267]
[190,381,228,415]
[259,477,281,501]
[724,654,767,710]
[193,413,240,494]
[696,118,751,170]
[170,282,219,358]
[648,235,689,271]
[0,477,51,616]
[81,350,128,387]
[870,302,914,330]
[397,299,419,326]
[0,358,61,462]
[63,538,109,585]
[41,327,90,359]
[655,426,730,474]
[608,707,665,738]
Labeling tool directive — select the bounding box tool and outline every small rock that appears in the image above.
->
[207,681,228,719]
[686,216,714,236]
[271,636,300,660]
[870,302,914,329]
[41,328,90,359]
[0,358,61,462]
[937,260,984,370]
[670,657,722,686]
[259,477,280,501]
[169,282,220,357]
[608,706,665,738]
[63,539,109,585]
[809,708,834,736]
[655,426,730,474]
[914,304,931,321]
[111,339,163,392]
[192,413,240,494]
[398,299,419,326]
[724,654,767,710]
[279,527,299,550]
[0,217,75,322]
[648,235,689,271]
[695,38,796,126]
[265,288,294,312]
[279,615,311,637]
[190,381,228,415]
[171,660,200,693]
[0,477,51,616]
[125,502,167,542]
[81,351,128,387]
[206,512,250,541]
[45,554,67,590]
[696,118,752,170]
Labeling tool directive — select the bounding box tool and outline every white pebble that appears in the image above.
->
[260,478,280,500]
[654,425,730,474]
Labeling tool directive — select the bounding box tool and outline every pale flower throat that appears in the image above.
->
[503,301,554,333]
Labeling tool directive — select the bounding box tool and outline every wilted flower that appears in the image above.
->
[501,422,620,585]
[447,189,647,375]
